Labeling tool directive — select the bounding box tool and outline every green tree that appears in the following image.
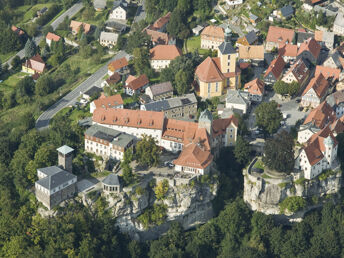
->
[273,80,289,95]
[35,74,55,96]
[121,162,134,186]
[15,76,35,104]
[93,26,101,40]
[254,101,283,135]
[11,55,22,72]
[175,70,189,95]
[135,135,160,167]
[234,136,250,165]
[24,38,36,59]
[263,130,294,173]
[133,47,151,75]
[154,179,169,200]
[166,8,188,40]
[0,22,22,54]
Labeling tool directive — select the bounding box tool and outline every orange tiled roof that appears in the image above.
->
[152,12,171,30]
[239,45,264,60]
[264,55,285,79]
[278,43,298,57]
[108,57,128,72]
[297,37,321,59]
[150,45,182,60]
[126,74,149,90]
[266,26,295,44]
[315,65,341,81]
[303,125,337,165]
[46,32,61,42]
[302,73,329,98]
[244,78,265,96]
[195,56,225,83]
[70,20,91,34]
[173,143,213,169]
[201,26,224,42]
[93,93,123,109]
[303,101,336,128]
[93,108,164,130]
[314,30,323,41]
[11,25,24,36]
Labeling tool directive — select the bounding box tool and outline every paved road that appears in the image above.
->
[35,51,129,131]
[4,2,83,67]
[51,2,83,30]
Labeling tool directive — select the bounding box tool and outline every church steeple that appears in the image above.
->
[224,26,231,42]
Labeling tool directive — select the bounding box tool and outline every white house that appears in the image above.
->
[149,45,182,71]
[333,12,344,36]
[99,31,118,48]
[301,73,329,108]
[296,128,337,179]
[90,93,123,114]
[226,0,243,6]
[226,90,250,114]
[109,2,127,21]
[326,90,344,119]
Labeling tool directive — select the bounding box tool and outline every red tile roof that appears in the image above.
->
[152,12,171,30]
[264,55,285,79]
[173,143,213,169]
[46,32,61,42]
[108,57,128,72]
[126,74,149,90]
[266,26,295,44]
[303,101,336,128]
[149,45,182,60]
[93,108,164,130]
[278,43,298,57]
[244,78,265,96]
[302,73,329,98]
[297,37,321,59]
[11,25,24,36]
[212,116,238,137]
[201,26,224,42]
[144,28,169,44]
[93,93,123,109]
[315,65,341,81]
[23,54,46,73]
[106,72,121,85]
[195,56,225,83]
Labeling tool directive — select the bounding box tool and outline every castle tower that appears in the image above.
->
[198,109,213,137]
[57,145,74,173]
[324,136,335,167]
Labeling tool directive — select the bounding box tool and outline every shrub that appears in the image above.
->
[295,178,306,185]
[154,180,169,200]
[137,204,167,229]
[135,186,145,196]
[318,170,337,181]
[279,196,306,214]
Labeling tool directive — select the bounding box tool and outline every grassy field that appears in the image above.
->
[185,36,210,55]
[72,7,109,27]
[19,3,56,25]
[0,72,28,94]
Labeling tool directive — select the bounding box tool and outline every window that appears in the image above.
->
[216,82,218,92]
[208,83,211,93]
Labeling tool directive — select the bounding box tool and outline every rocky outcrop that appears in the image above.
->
[243,164,342,223]
[87,174,218,241]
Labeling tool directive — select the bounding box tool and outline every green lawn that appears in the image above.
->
[185,36,209,55]
[19,3,56,25]
[0,72,28,94]
[72,8,108,27]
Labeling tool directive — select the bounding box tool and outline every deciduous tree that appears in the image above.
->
[135,135,160,167]
[254,101,283,135]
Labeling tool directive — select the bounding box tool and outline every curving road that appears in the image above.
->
[35,51,129,131]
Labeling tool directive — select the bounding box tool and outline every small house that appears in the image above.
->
[108,57,129,75]
[109,1,127,20]
[22,54,46,74]
[145,81,173,101]
[125,74,149,96]
[46,32,61,47]
[99,31,119,48]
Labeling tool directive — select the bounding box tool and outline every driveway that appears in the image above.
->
[4,2,83,68]
[35,51,129,131]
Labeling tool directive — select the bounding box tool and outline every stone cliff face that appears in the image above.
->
[243,169,342,222]
[95,175,218,241]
